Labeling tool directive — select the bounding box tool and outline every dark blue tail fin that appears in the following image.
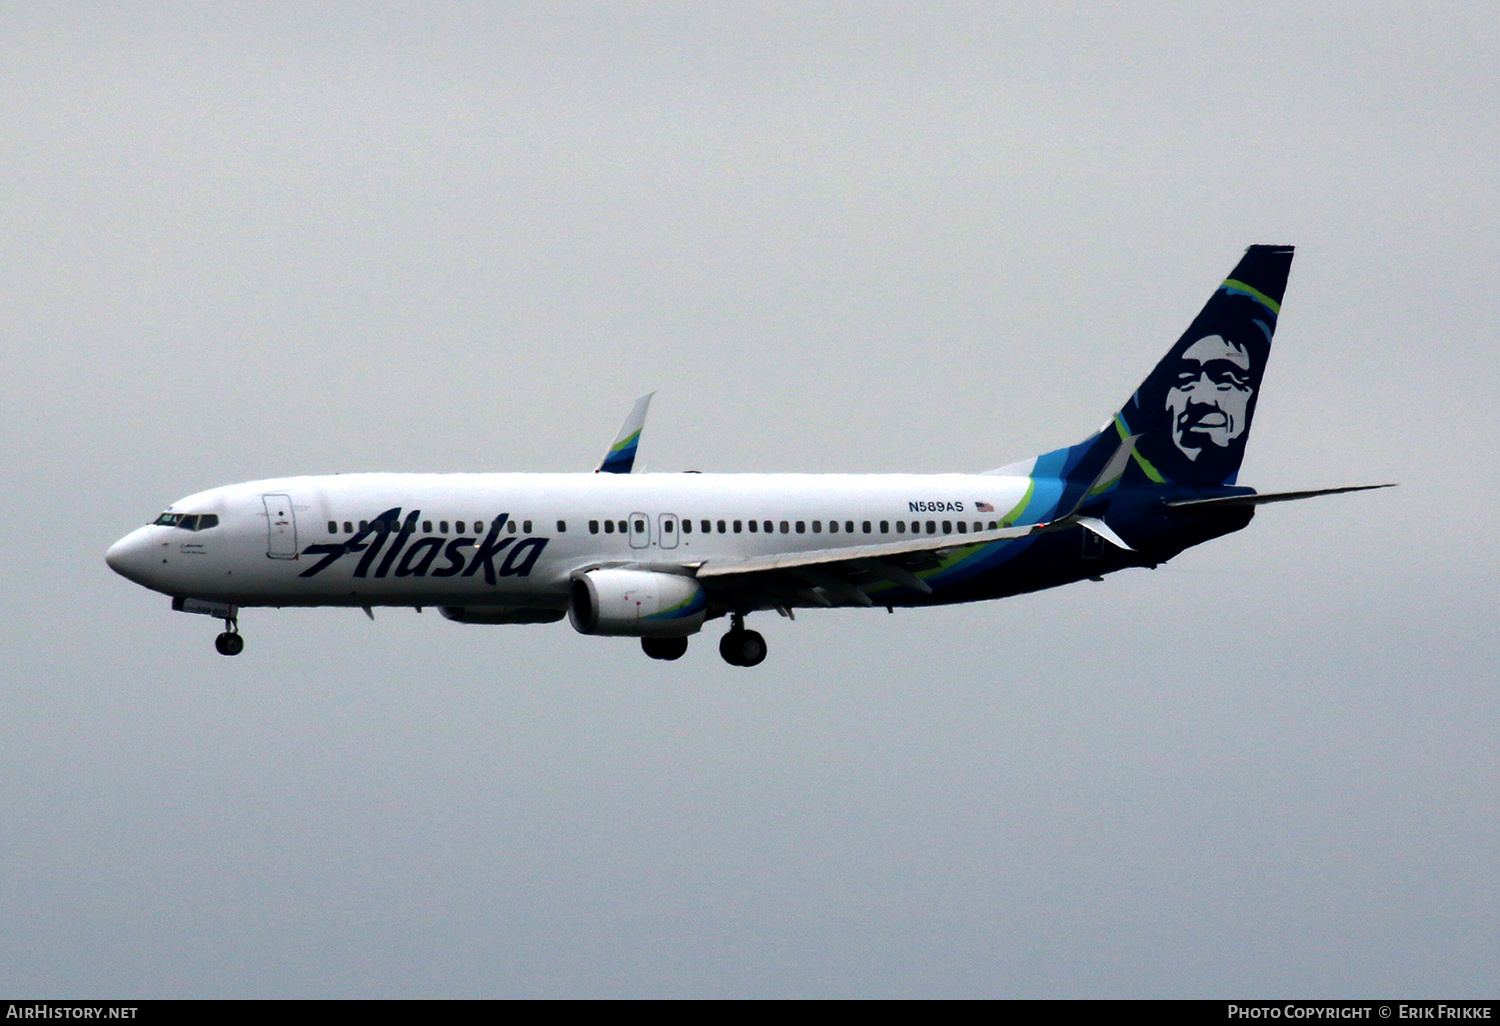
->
[1117,244,1293,486]
[1000,245,1294,499]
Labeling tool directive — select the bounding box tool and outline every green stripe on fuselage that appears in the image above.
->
[1000,478,1033,528]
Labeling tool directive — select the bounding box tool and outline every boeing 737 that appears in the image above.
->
[106,245,1389,666]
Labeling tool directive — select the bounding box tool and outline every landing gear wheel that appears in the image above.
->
[215,631,244,656]
[719,629,766,667]
[641,636,688,661]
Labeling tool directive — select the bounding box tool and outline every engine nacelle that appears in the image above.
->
[440,606,566,625]
[568,569,707,637]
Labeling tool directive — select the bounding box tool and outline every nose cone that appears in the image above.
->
[106,527,157,587]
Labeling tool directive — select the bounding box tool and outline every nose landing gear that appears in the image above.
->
[214,615,243,656]
[719,613,766,667]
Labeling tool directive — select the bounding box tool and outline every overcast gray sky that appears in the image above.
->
[2,1,1496,997]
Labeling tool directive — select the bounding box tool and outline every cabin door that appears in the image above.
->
[262,493,299,559]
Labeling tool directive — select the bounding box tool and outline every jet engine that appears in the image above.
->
[568,569,707,637]
[439,606,566,625]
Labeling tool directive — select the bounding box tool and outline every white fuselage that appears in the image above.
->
[106,471,1034,611]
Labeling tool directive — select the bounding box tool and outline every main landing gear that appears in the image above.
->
[638,614,767,666]
[719,613,766,667]
[215,615,243,657]
[641,636,688,661]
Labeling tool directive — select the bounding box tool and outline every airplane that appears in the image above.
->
[105,245,1391,666]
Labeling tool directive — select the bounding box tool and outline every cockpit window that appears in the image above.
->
[152,512,219,531]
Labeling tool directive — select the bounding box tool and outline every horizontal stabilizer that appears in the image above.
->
[1166,483,1395,509]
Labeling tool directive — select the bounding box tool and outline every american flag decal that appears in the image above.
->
[975,501,994,513]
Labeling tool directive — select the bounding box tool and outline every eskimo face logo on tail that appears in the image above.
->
[1127,279,1277,488]
[1165,334,1254,462]
[297,510,548,584]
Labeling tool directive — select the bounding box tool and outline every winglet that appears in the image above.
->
[1063,434,1140,518]
[597,392,654,474]
[1027,434,1140,549]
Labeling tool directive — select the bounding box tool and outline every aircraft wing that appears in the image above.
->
[696,524,1031,579]
[691,512,1138,604]
[691,527,1024,606]
[597,392,655,474]
[691,436,1144,606]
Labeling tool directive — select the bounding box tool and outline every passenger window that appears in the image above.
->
[896,521,905,533]
[748,520,758,533]
[812,521,821,533]
[618,521,628,533]
[360,520,369,532]
[956,522,967,533]
[328,520,337,534]
[796,521,805,533]
[509,521,518,534]
[681,520,691,534]
[665,521,674,532]
[634,519,645,533]
[590,520,599,534]
[926,521,936,534]
[780,521,789,534]
[862,521,871,534]
[973,522,982,532]
[829,521,838,534]
[880,521,889,533]
[557,520,567,532]
[344,521,354,534]
[702,520,712,533]
[456,521,465,533]
[716,520,726,533]
[423,521,433,533]
[523,520,532,533]
[438,521,448,534]
[845,521,854,534]
[733,520,742,533]
[604,521,615,534]
[988,521,998,530]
